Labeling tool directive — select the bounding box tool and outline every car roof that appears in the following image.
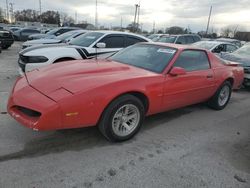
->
[216,38,240,42]
[194,40,234,45]
[87,30,151,41]
[141,42,209,51]
[167,34,200,37]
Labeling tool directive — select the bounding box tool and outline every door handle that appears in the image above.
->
[206,74,213,78]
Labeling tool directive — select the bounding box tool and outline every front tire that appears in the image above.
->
[98,94,145,142]
[208,81,232,110]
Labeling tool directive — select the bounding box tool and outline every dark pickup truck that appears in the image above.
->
[0,30,14,49]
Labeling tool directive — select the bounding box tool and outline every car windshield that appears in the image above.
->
[110,44,177,73]
[69,32,104,47]
[192,42,216,50]
[157,36,176,43]
[46,28,59,35]
[56,31,78,41]
[233,45,250,56]
[148,34,158,40]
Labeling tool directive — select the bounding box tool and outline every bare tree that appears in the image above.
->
[0,7,4,21]
[221,25,245,38]
[60,12,74,26]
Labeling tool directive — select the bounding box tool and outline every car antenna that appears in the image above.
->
[95,46,98,61]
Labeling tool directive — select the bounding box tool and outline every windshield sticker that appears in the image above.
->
[157,48,176,54]
[86,36,96,39]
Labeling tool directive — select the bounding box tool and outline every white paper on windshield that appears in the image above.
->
[86,36,96,39]
[157,48,176,54]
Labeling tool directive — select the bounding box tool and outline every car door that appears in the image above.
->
[162,50,216,110]
[20,29,39,41]
[95,34,125,58]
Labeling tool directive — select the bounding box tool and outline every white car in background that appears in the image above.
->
[192,41,238,54]
[18,31,151,74]
[22,30,88,49]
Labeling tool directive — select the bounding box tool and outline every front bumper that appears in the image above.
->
[7,77,62,130]
[0,39,14,47]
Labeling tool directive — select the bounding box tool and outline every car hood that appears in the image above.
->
[221,53,250,67]
[29,34,47,38]
[20,43,69,55]
[26,59,155,96]
[23,39,61,45]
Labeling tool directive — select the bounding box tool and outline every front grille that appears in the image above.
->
[244,67,250,73]
[16,106,41,117]
[0,32,12,38]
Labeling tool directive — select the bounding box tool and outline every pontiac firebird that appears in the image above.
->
[8,43,244,142]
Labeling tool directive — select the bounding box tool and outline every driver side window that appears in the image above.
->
[212,44,225,53]
[99,35,125,48]
[173,50,210,72]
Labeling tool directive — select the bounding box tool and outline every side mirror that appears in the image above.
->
[169,67,186,76]
[96,42,106,48]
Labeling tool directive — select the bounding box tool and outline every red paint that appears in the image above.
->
[7,44,244,131]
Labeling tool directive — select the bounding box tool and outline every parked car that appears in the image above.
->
[13,28,40,41]
[220,45,250,89]
[8,43,244,141]
[147,34,169,41]
[192,41,238,53]
[0,29,14,49]
[155,34,201,44]
[18,31,151,73]
[28,27,81,40]
[216,38,242,48]
[22,30,88,49]
[7,27,21,33]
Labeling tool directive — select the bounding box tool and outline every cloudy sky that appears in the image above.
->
[1,0,250,32]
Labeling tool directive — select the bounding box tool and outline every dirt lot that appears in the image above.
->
[0,42,249,188]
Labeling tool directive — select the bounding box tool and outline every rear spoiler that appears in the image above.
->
[224,61,242,67]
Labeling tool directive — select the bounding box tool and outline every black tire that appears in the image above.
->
[243,82,250,91]
[208,81,232,110]
[98,94,145,142]
[2,45,10,50]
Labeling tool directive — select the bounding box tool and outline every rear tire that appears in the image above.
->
[208,81,232,110]
[98,94,145,142]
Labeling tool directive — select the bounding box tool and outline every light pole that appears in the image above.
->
[137,2,140,32]
[6,0,9,22]
[206,6,212,35]
[133,4,139,32]
[39,0,42,15]
[95,0,98,29]
[9,2,14,23]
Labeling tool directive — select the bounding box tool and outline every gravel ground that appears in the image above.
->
[0,42,249,188]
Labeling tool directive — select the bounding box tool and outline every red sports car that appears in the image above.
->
[8,43,244,142]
